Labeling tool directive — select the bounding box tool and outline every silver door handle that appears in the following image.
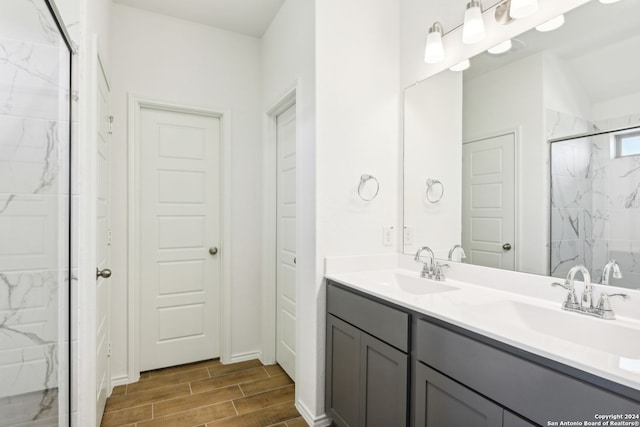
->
[97,268,112,279]
[502,243,512,251]
[209,247,219,255]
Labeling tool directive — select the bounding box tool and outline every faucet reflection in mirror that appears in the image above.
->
[601,259,622,286]
[448,244,466,262]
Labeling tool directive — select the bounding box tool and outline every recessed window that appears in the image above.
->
[614,129,640,158]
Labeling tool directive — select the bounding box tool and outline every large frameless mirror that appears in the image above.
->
[403,0,640,290]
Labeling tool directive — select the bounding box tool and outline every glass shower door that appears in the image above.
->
[0,0,72,425]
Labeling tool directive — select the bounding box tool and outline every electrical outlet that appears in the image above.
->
[383,226,394,246]
[404,226,412,245]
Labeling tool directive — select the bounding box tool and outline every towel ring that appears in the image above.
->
[358,174,379,201]
[426,179,444,203]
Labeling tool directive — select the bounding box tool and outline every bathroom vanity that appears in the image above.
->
[325,264,640,427]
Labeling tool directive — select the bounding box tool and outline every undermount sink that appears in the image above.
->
[344,270,459,295]
[469,300,640,358]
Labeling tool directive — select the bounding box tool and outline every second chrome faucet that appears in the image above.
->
[551,263,629,320]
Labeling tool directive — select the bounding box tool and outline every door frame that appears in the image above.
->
[127,95,232,381]
[261,83,298,367]
[463,127,520,270]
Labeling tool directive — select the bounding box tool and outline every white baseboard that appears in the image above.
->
[260,354,277,366]
[110,374,131,387]
[296,400,332,427]
[226,351,263,364]
[108,374,133,398]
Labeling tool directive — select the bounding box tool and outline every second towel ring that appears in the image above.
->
[426,179,444,203]
[358,174,379,201]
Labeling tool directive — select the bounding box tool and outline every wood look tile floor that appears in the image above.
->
[100,359,307,427]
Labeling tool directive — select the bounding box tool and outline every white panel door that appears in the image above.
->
[140,108,220,371]
[276,104,296,380]
[462,133,515,270]
[95,60,111,425]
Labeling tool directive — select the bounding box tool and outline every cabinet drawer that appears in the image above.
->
[327,282,409,352]
[417,319,640,425]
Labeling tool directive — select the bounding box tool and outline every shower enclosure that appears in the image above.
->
[550,117,640,291]
[0,0,72,425]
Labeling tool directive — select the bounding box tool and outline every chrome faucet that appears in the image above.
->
[567,265,593,309]
[551,264,629,320]
[448,244,466,261]
[415,247,435,278]
[601,259,623,286]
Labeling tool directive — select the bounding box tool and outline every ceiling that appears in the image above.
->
[112,0,285,37]
[464,0,640,103]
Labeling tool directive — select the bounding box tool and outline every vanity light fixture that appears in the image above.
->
[487,39,512,54]
[463,0,486,44]
[424,22,444,64]
[599,0,621,3]
[535,14,565,32]
[449,59,470,72]
[509,0,539,19]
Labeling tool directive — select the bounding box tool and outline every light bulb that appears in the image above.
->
[424,22,444,64]
[449,59,470,72]
[462,1,485,44]
[535,14,565,32]
[509,0,538,19]
[487,39,512,55]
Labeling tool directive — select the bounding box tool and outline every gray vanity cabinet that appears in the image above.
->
[326,281,639,427]
[416,319,639,426]
[326,283,410,427]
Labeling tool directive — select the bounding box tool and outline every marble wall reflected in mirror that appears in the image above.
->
[403,0,640,290]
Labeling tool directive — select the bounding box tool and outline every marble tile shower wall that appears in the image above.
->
[548,110,594,278]
[0,0,72,422]
[593,114,640,290]
[548,109,640,290]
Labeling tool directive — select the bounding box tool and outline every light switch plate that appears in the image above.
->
[404,226,412,245]
[383,226,394,246]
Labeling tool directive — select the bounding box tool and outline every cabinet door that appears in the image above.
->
[326,315,361,427]
[360,333,408,427]
[415,363,503,427]
[504,411,539,427]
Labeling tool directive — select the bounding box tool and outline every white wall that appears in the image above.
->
[543,52,593,122]
[403,71,463,258]
[314,0,400,421]
[261,0,318,422]
[109,4,263,381]
[464,53,546,275]
[593,91,640,125]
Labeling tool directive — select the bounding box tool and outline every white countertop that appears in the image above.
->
[325,255,640,393]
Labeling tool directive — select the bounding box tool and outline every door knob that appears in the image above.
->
[209,247,219,255]
[502,243,512,251]
[96,268,112,279]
